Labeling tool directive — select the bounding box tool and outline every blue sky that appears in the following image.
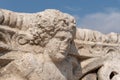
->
[0,0,120,33]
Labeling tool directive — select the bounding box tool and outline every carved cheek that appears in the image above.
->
[47,38,61,52]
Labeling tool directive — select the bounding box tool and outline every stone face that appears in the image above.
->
[0,9,81,80]
[0,8,120,80]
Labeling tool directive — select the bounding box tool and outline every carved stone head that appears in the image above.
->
[0,9,80,80]
[0,9,76,63]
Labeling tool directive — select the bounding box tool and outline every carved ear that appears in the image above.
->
[0,25,29,51]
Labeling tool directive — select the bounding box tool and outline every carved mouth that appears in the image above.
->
[59,48,68,54]
[59,50,68,57]
[59,50,65,54]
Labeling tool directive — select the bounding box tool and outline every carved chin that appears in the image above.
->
[51,53,66,62]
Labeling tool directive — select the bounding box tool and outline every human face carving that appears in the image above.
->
[45,31,73,61]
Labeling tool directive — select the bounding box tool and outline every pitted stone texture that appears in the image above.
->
[0,8,120,80]
[0,9,81,80]
[75,28,120,80]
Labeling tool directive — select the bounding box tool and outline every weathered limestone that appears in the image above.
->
[0,9,81,80]
[75,28,120,80]
[0,8,120,80]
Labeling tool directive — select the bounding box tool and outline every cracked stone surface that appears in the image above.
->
[0,8,120,80]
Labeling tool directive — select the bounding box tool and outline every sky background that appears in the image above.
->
[0,0,120,33]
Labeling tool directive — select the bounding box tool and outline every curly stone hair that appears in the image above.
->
[0,9,76,47]
[27,9,76,47]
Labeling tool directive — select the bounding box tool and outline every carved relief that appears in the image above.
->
[75,28,120,80]
[0,9,82,80]
[0,8,120,80]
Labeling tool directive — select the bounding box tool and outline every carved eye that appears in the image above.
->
[60,36,66,41]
